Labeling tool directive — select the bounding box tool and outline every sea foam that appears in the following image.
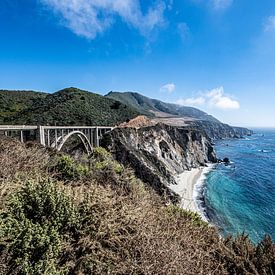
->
[193,164,216,222]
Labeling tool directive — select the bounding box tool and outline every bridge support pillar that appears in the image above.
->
[38,126,45,146]
[95,127,99,147]
[20,131,24,143]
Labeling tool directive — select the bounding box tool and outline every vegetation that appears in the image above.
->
[1,88,140,126]
[107,91,220,122]
[0,90,46,124]
[0,137,274,274]
[0,179,77,274]
[52,155,89,180]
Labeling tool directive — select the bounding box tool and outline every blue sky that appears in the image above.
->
[1,0,275,127]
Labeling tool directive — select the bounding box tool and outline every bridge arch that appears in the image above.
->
[53,130,93,155]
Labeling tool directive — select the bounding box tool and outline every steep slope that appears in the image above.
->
[190,120,253,140]
[106,91,219,122]
[0,138,274,274]
[106,91,252,139]
[0,90,46,124]
[5,88,140,126]
[102,123,217,199]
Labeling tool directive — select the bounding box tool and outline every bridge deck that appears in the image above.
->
[0,125,113,130]
[0,125,114,153]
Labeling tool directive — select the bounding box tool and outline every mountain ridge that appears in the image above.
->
[0,87,252,139]
[106,91,252,139]
[106,91,220,123]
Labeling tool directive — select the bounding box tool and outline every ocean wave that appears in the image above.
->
[193,164,216,222]
[257,149,270,153]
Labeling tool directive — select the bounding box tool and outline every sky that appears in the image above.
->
[1,0,275,127]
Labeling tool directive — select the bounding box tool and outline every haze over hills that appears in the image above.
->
[106,91,220,123]
[0,87,252,139]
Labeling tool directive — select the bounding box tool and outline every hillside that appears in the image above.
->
[2,88,140,126]
[0,90,46,124]
[0,137,274,274]
[106,91,252,139]
[106,91,220,122]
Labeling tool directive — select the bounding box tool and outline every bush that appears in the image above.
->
[217,234,275,274]
[0,179,78,274]
[167,204,208,227]
[92,147,123,175]
[53,155,89,180]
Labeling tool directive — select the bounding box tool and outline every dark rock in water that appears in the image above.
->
[101,123,217,202]
[223,158,230,166]
[223,158,230,163]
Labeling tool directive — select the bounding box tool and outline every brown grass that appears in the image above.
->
[0,137,274,275]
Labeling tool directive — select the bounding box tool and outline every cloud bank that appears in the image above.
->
[176,87,240,110]
[264,16,275,32]
[210,0,233,11]
[177,22,190,41]
[41,0,166,39]
[160,83,176,94]
[191,0,233,11]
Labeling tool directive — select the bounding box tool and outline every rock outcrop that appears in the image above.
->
[190,121,253,140]
[101,123,216,201]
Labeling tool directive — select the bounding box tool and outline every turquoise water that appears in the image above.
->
[203,129,275,243]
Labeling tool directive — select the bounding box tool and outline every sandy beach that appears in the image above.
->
[169,168,204,214]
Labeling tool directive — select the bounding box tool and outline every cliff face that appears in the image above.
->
[190,121,253,140]
[101,124,216,200]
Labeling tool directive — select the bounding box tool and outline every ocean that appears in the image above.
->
[196,129,275,243]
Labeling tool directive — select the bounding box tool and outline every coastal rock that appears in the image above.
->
[189,120,253,140]
[101,123,217,201]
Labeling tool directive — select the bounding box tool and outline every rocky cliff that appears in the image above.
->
[190,120,253,140]
[101,124,216,201]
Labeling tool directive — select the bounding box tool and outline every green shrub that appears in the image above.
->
[167,205,208,227]
[54,155,89,180]
[92,147,112,161]
[95,160,109,170]
[0,179,78,274]
[92,147,123,175]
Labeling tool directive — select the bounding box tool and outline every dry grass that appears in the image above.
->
[0,137,274,275]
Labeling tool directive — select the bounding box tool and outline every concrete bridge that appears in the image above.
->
[0,125,114,154]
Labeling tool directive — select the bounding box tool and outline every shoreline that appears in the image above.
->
[169,165,215,219]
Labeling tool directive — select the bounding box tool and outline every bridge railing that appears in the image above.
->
[0,125,114,152]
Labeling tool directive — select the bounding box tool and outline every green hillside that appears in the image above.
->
[3,88,140,126]
[0,90,46,124]
[106,91,220,122]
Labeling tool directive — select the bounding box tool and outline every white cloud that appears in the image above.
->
[191,0,233,11]
[210,0,233,11]
[206,87,240,109]
[41,0,166,39]
[264,16,275,32]
[160,83,176,94]
[177,22,190,41]
[176,87,240,110]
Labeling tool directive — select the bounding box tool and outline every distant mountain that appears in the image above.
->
[106,91,220,123]
[106,91,252,139]
[1,88,140,126]
[0,90,46,124]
